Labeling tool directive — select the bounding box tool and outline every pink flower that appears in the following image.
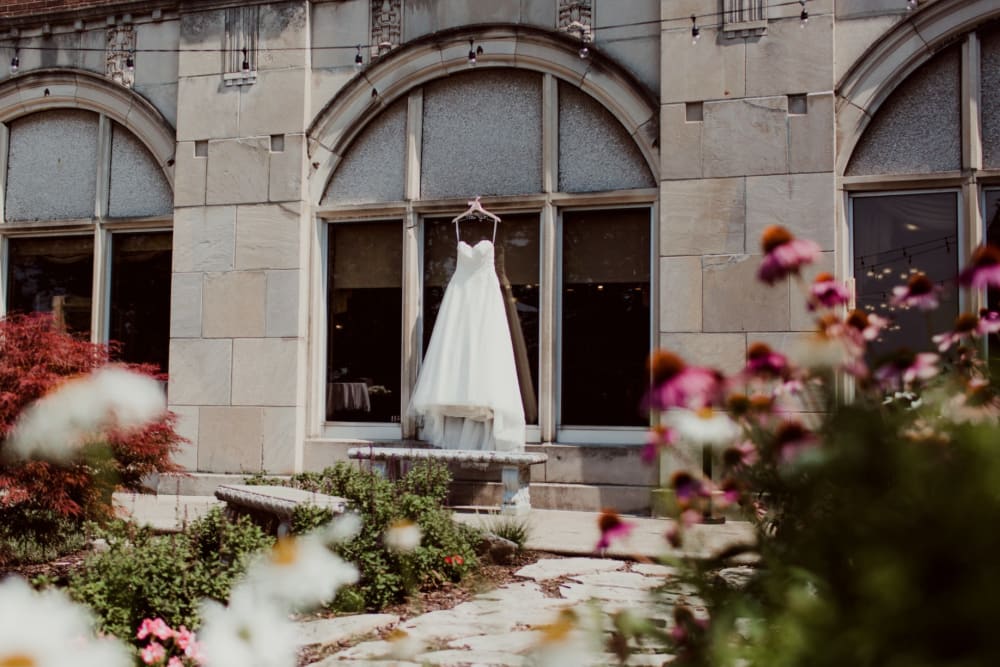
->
[978,309,1000,335]
[647,350,723,410]
[679,508,702,528]
[168,658,184,667]
[745,342,788,379]
[809,272,849,310]
[845,309,889,343]
[723,440,758,468]
[891,272,941,311]
[932,313,981,352]
[641,426,676,464]
[173,626,195,652]
[596,509,633,551]
[959,244,1000,289]
[140,641,167,665]
[774,421,817,465]
[137,618,173,642]
[757,225,821,285]
[670,471,707,504]
[718,479,742,507]
[874,349,939,390]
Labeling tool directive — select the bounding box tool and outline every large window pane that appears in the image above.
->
[561,209,650,427]
[110,232,172,371]
[852,192,959,357]
[327,222,402,423]
[985,189,1000,361]
[423,214,540,424]
[7,236,94,337]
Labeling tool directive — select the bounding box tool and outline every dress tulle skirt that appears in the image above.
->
[409,240,526,452]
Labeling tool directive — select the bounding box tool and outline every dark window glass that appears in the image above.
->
[327,222,402,423]
[423,214,540,424]
[7,236,94,337]
[110,232,172,372]
[985,189,1000,363]
[852,192,959,358]
[561,209,650,427]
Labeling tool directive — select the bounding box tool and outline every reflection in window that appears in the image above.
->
[423,215,540,424]
[7,236,94,337]
[110,232,172,372]
[561,209,650,427]
[327,222,402,423]
[852,192,959,358]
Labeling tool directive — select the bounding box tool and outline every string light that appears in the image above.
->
[240,46,249,72]
[9,50,18,74]
[690,15,701,44]
[354,44,363,68]
[799,1,809,26]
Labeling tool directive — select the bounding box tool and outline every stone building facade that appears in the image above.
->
[0,0,998,511]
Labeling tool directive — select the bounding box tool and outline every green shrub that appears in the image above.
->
[279,461,480,610]
[482,512,531,550]
[67,507,273,641]
[0,509,88,567]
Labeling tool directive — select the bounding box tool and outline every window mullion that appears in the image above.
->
[91,225,111,344]
[542,74,558,195]
[0,122,8,224]
[401,210,420,439]
[539,202,557,443]
[95,115,112,220]
[962,33,984,314]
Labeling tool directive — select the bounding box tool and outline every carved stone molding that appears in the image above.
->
[223,5,259,87]
[558,0,593,42]
[105,24,135,89]
[371,0,402,59]
[722,0,768,38]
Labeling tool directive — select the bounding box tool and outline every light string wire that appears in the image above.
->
[0,0,852,56]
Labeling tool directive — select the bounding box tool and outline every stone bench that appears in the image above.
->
[347,447,547,515]
[214,484,348,536]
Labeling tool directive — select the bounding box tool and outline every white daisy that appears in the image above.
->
[198,593,298,667]
[0,577,130,667]
[320,512,362,545]
[384,519,422,552]
[667,407,741,448]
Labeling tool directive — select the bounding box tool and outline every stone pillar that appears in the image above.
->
[168,1,311,475]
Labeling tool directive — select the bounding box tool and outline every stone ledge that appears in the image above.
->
[347,446,547,467]
[214,484,348,521]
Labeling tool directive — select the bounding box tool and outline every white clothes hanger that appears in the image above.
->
[452,196,501,243]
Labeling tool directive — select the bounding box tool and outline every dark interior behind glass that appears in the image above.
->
[110,231,172,372]
[7,236,94,338]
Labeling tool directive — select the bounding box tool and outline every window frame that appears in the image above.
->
[0,112,172,352]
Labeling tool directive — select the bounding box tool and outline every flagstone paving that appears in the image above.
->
[304,557,682,667]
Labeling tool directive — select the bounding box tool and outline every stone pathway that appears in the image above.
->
[303,557,690,666]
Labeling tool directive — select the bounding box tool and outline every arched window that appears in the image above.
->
[316,66,656,445]
[843,19,1000,356]
[1,107,173,371]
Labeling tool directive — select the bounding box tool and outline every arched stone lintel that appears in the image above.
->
[836,0,1000,175]
[0,69,176,187]
[308,25,659,204]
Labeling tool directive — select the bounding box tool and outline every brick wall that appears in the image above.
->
[1,0,149,20]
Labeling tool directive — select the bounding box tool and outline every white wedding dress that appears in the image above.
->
[410,239,526,452]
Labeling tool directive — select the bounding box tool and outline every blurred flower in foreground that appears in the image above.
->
[874,349,939,391]
[384,519,422,552]
[320,512,363,545]
[385,629,424,661]
[198,592,298,667]
[240,533,358,609]
[528,608,603,667]
[891,272,940,311]
[809,272,850,310]
[596,509,634,551]
[9,366,166,462]
[647,350,722,410]
[757,225,820,285]
[0,576,130,667]
[744,342,789,380]
[932,313,982,352]
[773,421,818,465]
[668,407,741,448]
[641,425,676,463]
[958,243,1000,289]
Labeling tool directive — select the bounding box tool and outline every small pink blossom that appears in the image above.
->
[671,471,707,504]
[978,309,1000,335]
[137,618,173,642]
[959,244,1000,289]
[891,272,941,311]
[596,509,634,551]
[679,508,702,528]
[647,350,722,410]
[757,225,821,285]
[173,626,195,651]
[932,313,982,352]
[774,421,818,465]
[641,426,676,464]
[723,440,759,468]
[167,658,184,667]
[745,342,788,379]
[140,641,167,665]
[874,350,939,390]
[809,272,849,310]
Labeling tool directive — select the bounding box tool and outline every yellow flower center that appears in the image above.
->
[1,655,37,667]
[539,609,577,644]
[696,406,715,420]
[270,536,299,566]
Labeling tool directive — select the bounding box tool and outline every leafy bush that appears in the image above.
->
[68,507,273,641]
[267,461,480,610]
[0,314,183,536]
[0,509,88,566]
[482,512,531,550]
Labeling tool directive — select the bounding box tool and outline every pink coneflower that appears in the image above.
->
[670,471,707,505]
[718,478,742,507]
[641,425,676,464]
[891,272,941,311]
[932,313,981,352]
[959,244,1000,289]
[773,421,818,465]
[978,309,1000,335]
[874,349,939,390]
[596,509,634,551]
[809,272,849,310]
[723,440,759,468]
[845,309,889,343]
[647,350,722,410]
[757,225,821,285]
[745,342,788,379]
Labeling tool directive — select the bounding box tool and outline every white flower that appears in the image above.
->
[320,512,362,545]
[667,408,741,447]
[0,577,130,667]
[238,533,358,610]
[789,334,851,369]
[384,519,422,552]
[198,593,298,667]
[9,367,165,461]
[385,629,424,660]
